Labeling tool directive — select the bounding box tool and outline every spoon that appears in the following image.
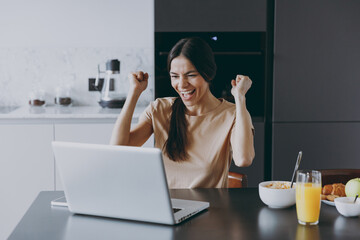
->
[290,151,303,188]
[354,194,359,203]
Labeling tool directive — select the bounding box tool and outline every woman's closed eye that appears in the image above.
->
[170,73,198,79]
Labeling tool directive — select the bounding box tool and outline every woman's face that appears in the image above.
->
[170,55,210,107]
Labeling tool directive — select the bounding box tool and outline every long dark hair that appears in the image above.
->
[164,37,217,161]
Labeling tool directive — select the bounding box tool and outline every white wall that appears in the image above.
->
[0,0,154,106]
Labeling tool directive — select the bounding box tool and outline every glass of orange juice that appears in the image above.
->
[296,170,322,225]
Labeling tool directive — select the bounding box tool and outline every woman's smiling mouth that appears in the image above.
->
[180,89,196,100]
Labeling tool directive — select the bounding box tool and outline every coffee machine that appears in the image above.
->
[95,59,127,108]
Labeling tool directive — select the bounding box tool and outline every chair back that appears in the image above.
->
[318,169,360,186]
[228,172,248,188]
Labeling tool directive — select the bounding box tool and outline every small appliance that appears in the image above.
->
[95,59,126,108]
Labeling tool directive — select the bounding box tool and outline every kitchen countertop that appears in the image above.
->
[0,105,146,123]
[0,105,264,123]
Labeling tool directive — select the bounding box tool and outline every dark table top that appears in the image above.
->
[9,188,360,240]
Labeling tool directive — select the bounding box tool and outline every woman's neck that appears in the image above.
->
[185,91,221,116]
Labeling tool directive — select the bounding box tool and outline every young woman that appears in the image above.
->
[110,37,254,188]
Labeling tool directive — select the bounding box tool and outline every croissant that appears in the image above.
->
[322,184,333,195]
[331,183,346,196]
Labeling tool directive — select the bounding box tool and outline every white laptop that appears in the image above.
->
[52,141,209,225]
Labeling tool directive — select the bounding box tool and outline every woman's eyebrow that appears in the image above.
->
[170,70,197,75]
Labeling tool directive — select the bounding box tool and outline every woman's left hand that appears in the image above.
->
[231,75,252,99]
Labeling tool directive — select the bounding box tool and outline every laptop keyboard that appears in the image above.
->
[173,208,182,213]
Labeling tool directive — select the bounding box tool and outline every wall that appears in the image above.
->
[0,0,154,106]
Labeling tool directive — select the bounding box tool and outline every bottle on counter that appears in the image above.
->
[54,86,72,106]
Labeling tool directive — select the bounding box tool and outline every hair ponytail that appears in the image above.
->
[164,97,188,161]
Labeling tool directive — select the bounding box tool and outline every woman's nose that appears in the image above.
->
[178,75,188,88]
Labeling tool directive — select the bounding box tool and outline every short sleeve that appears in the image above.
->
[138,101,155,126]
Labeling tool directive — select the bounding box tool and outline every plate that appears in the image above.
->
[322,200,335,206]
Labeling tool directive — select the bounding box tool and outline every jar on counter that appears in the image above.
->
[54,86,72,106]
[29,89,46,107]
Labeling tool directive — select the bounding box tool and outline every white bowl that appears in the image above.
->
[258,181,296,209]
[334,197,360,217]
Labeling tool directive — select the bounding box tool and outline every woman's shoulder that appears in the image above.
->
[211,99,236,122]
[219,99,236,112]
[150,97,176,112]
[221,99,235,107]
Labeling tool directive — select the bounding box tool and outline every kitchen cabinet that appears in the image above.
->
[272,0,360,181]
[54,123,154,190]
[0,124,54,240]
[230,122,265,187]
[272,123,360,181]
[273,0,360,122]
[0,116,154,239]
[54,123,116,144]
[54,123,116,190]
[155,0,267,32]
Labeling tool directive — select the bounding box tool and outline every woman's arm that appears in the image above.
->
[110,71,153,146]
[230,75,255,167]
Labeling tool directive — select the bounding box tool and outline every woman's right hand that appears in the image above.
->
[128,71,149,95]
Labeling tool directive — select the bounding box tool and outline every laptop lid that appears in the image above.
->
[52,141,176,225]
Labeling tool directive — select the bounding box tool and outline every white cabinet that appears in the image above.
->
[0,119,155,238]
[0,124,54,240]
[54,123,116,144]
[54,123,154,190]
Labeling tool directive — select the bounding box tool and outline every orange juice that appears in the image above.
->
[296,183,321,224]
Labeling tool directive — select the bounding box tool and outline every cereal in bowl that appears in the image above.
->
[266,182,292,189]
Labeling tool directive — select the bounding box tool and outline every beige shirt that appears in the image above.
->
[140,97,243,188]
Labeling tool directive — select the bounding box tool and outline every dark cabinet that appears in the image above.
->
[273,123,360,181]
[155,0,267,32]
[272,1,360,181]
[273,0,360,122]
[230,122,264,187]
